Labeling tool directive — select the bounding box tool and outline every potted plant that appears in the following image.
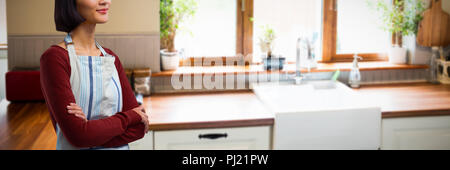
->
[402,0,429,65]
[259,25,276,58]
[371,0,427,64]
[258,25,285,70]
[160,0,197,70]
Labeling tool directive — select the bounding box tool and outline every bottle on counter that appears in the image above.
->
[428,47,440,84]
[349,54,362,88]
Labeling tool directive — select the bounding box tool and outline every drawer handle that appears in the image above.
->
[198,133,228,140]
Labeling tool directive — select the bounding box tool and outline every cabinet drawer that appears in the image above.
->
[154,126,271,150]
[382,115,450,150]
[129,131,154,150]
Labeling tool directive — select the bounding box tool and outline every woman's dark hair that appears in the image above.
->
[54,0,85,33]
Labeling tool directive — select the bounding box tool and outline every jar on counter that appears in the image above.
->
[133,68,152,96]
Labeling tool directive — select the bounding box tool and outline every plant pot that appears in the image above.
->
[160,49,180,71]
[403,35,431,65]
[262,57,286,70]
[388,46,407,64]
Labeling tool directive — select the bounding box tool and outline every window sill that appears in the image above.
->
[152,61,429,77]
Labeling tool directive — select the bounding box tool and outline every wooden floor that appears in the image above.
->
[0,100,56,150]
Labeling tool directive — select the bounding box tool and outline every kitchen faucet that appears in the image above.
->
[294,36,317,85]
[295,38,302,84]
[294,37,308,84]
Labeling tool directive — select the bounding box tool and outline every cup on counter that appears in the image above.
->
[133,68,152,96]
[437,60,450,84]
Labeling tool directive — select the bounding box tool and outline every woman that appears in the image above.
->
[40,0,150,150]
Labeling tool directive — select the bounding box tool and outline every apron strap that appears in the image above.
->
[64,33,110,57]
[95,41,109,57]
[64,34,78,58]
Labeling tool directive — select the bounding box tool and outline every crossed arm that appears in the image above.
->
[40,47,150,148]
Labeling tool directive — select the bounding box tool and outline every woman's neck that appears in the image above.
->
[70,22,97,52]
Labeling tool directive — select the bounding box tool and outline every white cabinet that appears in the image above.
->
[129,131,154,150]
[273,108,381,150]
[382,115,450,150]
[154,126,271,150]
[253,81,381,150]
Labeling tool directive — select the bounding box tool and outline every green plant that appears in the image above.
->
[258,25,276,58]
[368,0,426,46]
[160,0,197,52]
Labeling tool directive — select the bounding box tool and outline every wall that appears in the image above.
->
[6,0,159,35]
[6,0,161,72]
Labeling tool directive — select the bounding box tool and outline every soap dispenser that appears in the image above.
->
[349,54,362,88]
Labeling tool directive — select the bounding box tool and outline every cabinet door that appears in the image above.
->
[129,131,154,150]
[154,126,271,150]
[382,115,450,150]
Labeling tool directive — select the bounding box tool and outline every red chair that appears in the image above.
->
[6,68,44,102]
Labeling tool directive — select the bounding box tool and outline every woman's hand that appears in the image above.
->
[67,103,149,133]
[132,105,150,133]
[67,103,87,122]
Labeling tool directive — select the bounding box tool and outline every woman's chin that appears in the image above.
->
[97,20,109,24]
[96,19,109,24]
[95,16,109,24]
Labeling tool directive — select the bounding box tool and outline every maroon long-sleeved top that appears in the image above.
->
[40,45,145,148]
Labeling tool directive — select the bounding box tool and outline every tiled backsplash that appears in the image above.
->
[7,34,160,71]
[342,69,427,84]
[150,68,428,93]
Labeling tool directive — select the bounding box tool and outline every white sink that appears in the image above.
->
[252,80,381,150]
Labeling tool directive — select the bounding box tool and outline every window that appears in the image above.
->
[322,0,390,62]
[175,0,238,57]
[177,0,389,64]
[176,0,323,64]
[253,0,323,62]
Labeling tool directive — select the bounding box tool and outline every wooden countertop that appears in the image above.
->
[354,83,450,118]
[145,91,274,131]
[145,83,450,131]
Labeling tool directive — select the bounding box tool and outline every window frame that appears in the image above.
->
[184,0,391,64]
[237,0,253,58]
[321,0,388,63]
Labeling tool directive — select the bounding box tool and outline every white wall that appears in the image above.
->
[6,0,159,35]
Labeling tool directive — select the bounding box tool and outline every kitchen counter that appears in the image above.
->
[354,83,450,118]
[145,91,274,131]
[145,83,450,131]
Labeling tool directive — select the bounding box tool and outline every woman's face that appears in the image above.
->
[76,0,111,24]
